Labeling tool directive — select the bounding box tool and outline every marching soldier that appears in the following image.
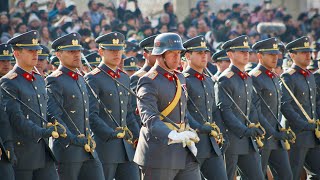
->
[1,30,61,180]
[211,49,230,78]
[215,35,265,180]
[0,43,15,180]
[249,37,293,179]
[130,35,157,126]
[134,33,201,180]
[123,56,139,76]
[36,45,50,76]
[183,35,228,180]
[85,52,102,68]
[281,36,320,180]
[84,32,140,180]
[46,32,105,180]
[0,44,13,77]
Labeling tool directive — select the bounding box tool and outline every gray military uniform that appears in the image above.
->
[1,65,58,180]
[134,64,201,180]
[281,64,320,180]
[84,63,140,180]
[183,67,228,180]
[215,65,264,180]
[250,64,292,179]
[46,65,104,180]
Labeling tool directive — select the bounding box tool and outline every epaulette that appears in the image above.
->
[250,70,262,77]
[7,72,18,80]
[147,71,158,80]
[51,70,63,77]
[136,70,147,77]
[287,69,296,75]
[224,71,234,78]
[183,72,190,77]
[90,68,101,75]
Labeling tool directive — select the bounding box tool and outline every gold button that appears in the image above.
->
[85,109,88,112]
[72,95,75,98]
[121,110,124,113]
[35,87,37,90]
[270,93,272,96]
[37,94,40,98]
[86,128,88,130]
[119,92,122,95]
[110,94,112,96]
[40,104,42,107]
[121,101,123,104]
[17,142,21,145]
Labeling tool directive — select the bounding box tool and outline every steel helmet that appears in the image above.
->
[151,33,185,55]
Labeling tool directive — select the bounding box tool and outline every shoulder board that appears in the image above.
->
[7,72,18,80]
[224,71,234,78]
[90,68,101,75]
[287,69,296,75]
[183,72,190,77]
[51,70,63,77]
[136,70,147,77]
[204,73,209,77]
[147,71,158,80]
[250,70,262,77]
[174,70,181,74]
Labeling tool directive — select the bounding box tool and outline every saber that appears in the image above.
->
[252,86,296,150]
[205,68,266,148]
[280,77,320,139]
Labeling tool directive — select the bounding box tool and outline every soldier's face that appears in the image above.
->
[187,51,208,69]
[0,60,11,76]
[290,51,311,68]
[259,53,278,69]
[35,59,47,73]
[99,49,123,68]
[57,50,81,70]
[228,50,249,67]
[161,50,181,70]
[14,49,38,69]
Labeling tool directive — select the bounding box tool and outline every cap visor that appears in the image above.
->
[0,56,14,61]
[232,48,251,52]
[22,45,42,50]
[188,47,210,52]
[38,55,49,60]
[60,46,83,51]
[294,48,313,52]
[101,46,124,50]
[259,50,281,54]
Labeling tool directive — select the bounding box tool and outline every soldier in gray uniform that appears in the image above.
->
[281,36,320,180]
[130,35,157,126]
[0,43,15,180]
[249,37,293,180]
[123,56,139,76]
[46,32,105,180]
[211,49,230,78]
[182,35,228,180]
[215,35,265,180]
[1,30,60,180]
[134,33,201,180]
[84,32,140,180]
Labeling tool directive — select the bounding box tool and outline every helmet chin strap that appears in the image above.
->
[162,54,173,70]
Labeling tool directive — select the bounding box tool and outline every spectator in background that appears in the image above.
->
[0,26,14,43]
[187,26,198,39]
[183,8,198,29]
[40,26,52,48]
[163,2,178,28]
[177,22,188,42]
[14,23,27,36]
[212,10,226,30]
[88,0,104,29]
[124,12,137,32]
[228,3,242,20]
[103,7,120,28]
[196,18,209,35]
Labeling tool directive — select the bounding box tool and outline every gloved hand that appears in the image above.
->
[180,130,199,142]
[70,135,88,147]
[110,129,126,140]
[42,125,66,138]
[198,124,214,134]
[187,141,198,157]
[6,148,17,165]
[168,130,190,145]
[244,127,261,137]
[304,124,316,131]
[273,131,290,140]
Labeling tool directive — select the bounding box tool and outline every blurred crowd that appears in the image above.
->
[0,0,319,76]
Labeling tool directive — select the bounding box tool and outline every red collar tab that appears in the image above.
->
[67,71,79,80]
[22,72,36,81]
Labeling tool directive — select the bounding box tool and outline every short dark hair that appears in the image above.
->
[164,2,171,12]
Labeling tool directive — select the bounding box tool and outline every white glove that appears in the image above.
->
[187,141,198,156]
[168,130,189,145]
[180,131,200,142]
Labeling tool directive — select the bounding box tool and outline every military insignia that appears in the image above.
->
[251,70,262,77]
[37,49,42,54]
[225,71,234,78]
[136,70,147,77]
[32,39,38,44]
[3,50,9,55]
[148,71,158,80]
[304,42,310,48]
[155,41,161,47]
[90,68,101,75]
[70,111,76,113]
[7,72,18,79]
[183,72,190,77]
[273,44,278,49]
[243,41,249,47]
[130,62,136,66]
[51,70,63,77]
[72,39,79,45]
[112,39,119,44]
[96,57,101,62]
[287,69,296,75]
[200,41,206,47]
